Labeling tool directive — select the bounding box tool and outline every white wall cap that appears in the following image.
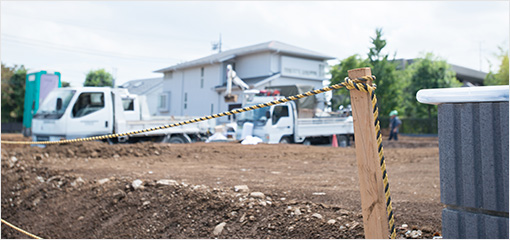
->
[416,85,509,105]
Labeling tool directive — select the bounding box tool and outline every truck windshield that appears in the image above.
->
[34,89,76,119]
[236,107,269,126]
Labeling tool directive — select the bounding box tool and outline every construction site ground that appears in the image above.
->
[1,133,442,239]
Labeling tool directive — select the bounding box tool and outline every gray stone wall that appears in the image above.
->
[438,102,509,239]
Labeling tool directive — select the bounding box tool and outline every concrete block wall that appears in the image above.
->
[438,102,509,239]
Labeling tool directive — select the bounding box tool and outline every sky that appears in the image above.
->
[1,1,509,87]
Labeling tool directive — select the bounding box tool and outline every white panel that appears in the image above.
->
[417,85,509,105]
[236,52,271,78]
[281,56,325,80]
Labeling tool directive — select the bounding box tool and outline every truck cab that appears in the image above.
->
[32,87,116,141]
[235,89,354,145]
[235,102,296,143]
[235,90,296,144]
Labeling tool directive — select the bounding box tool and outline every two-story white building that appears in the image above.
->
[154,41,334,123]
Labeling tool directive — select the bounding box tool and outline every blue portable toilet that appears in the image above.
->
[22,70,61,136]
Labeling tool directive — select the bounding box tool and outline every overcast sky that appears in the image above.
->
[1,1,508,87]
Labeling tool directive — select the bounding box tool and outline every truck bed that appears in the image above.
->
[124,116,214,137]
[296,117,354,138]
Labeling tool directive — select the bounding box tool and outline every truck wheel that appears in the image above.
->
[168,135,189,144]
[303,139,312,146]
[279,137,291,144]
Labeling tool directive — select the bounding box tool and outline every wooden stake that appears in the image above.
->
[348,68,388,239]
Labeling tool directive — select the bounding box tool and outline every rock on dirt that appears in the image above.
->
[234,185,249,192]
[71,177,86,187]
[406,230,423,239]
[156,179,179,186]
[131,179,143,190]
[312,192,326,196]
[213,222,226,236]
[36,176,45,183]
[8,156,17,168]
[294,208,302,216]
[250,192,265,199]
[97,178,110,185]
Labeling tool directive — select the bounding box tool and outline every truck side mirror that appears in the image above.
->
[56,98,63,111]
[265,110,271,119]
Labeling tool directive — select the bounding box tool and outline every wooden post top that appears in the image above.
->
[348,67,373,85]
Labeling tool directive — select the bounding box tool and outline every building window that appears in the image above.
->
[200,67,204,88]
[184,92,188,109]
[158,92,170,112]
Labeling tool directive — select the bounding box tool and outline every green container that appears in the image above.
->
[22,70,61,136]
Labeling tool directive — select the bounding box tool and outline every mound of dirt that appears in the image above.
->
[1,134,441,239]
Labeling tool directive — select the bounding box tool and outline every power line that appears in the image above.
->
[2,12,211,45]
[2,34,182,63]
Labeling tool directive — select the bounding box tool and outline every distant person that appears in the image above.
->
[388,110,401,141]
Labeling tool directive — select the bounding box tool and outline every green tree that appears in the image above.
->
[84,69,113,87]
[329,54,369,110]
[329,29,403,115]
[403,53,460,119]
[367,28,403,117]
[1,63,27,123]
[485,47,509,85]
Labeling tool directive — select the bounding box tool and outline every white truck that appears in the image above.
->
[235,88,354,145]
[31,87,215,144]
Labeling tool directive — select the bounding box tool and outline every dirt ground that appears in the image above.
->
[1,133,442,239]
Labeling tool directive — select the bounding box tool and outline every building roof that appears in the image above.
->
[154,41,335,73]
[449,64,487,85]
[396,59,487,85]
[119,77,163,95]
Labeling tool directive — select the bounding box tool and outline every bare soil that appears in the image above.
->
[1,133,442,239]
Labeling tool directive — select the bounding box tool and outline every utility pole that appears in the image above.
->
[212,34,222,53]
[218,34,222,53]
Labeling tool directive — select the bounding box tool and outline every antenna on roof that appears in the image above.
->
[211,34,222,53]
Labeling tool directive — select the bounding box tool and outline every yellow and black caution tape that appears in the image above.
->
[1,76,372,145]
[1,218,43,239]
[344,76,396,239]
